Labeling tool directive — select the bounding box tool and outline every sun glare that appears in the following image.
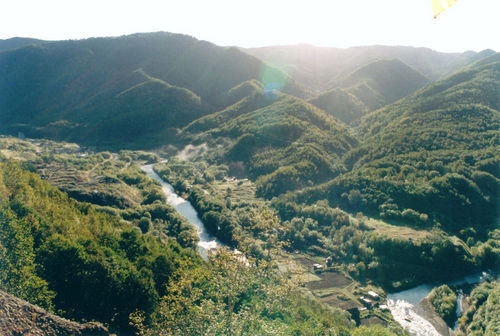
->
[0,0,498,51]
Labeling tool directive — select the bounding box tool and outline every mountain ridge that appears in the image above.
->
[0,32,307,149]
[244,44,495,93]
[309,58,430,124]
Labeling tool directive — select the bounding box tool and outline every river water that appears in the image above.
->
[387,272,490,336]
[141,163,221,258]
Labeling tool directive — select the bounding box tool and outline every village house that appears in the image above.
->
[367,290,379,300]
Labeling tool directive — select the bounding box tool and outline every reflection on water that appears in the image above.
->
[141,163,221,258]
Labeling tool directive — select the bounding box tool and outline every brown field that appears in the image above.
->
[306,271,352,290]
[320,294,361,310]
[360,316,388,327]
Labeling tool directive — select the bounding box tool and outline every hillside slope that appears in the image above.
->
[0,159,199,333]
[183,91,357,197]
[0,290,109,336]
[268,55,499,290]
[291,53,500,236]
[309,59,430,124]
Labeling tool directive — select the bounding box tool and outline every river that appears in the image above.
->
[141,162,221,258]
[387,272,492,336]
[143,161,491,333]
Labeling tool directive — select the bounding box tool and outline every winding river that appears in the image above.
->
[142,162,492,334]
[141,162,222,258]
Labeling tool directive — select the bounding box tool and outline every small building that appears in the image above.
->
[313,263,323,271]
[378,304,389,311]
[367,291,379,300]
[359,296,373,308]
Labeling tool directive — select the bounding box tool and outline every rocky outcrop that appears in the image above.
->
[0,290,109,336]
[417,297,454,336]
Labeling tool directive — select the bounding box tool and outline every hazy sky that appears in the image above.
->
[1,0,498,52]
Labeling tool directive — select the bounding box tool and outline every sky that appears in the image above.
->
[1,0,498,52]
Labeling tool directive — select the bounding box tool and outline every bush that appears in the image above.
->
[428,284,457,326]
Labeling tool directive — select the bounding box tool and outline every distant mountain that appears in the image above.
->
[244,44,495,93]
[0,32,307,149]
[0,37,45,53]
[309,59,430,124]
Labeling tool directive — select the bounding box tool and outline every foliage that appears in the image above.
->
[133,250,354,335]
[309,59,430,124]
[0,159,199,333]
[309,87,369,125]
[184,95,357,198]
[458,281,500,336]
[428,285,457,326]
[284,57,499,241]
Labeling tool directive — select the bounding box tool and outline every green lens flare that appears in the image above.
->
[259,65,288,96]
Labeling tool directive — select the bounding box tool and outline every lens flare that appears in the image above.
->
[259,65,288,98]
[432,0,458,18]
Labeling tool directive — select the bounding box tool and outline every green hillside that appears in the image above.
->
[0,32,307,149]
[338,59,430,108]
[308,88,369,125]
[309,59,430,124]
[266,55,499,290]
[288,54,500,237]
[183,93,358,197]
[0,158,200,332]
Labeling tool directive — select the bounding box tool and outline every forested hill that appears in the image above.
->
[286,53,500,238]
[183,92,358,197]
[244,44,495,92]
[336,59,430,107]
[0,32,306,149]
[0,37,45,53]
[309,59,430,124]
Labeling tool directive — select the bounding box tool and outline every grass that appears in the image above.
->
[363,217,432,241]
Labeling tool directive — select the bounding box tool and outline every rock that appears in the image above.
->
[417,297,454,336]
[0,290,109,336]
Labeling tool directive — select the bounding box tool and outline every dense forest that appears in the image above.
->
[308,59,430,124]
[0,32,498,334]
